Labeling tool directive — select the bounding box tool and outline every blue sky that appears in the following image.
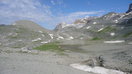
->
[0,0,131,29]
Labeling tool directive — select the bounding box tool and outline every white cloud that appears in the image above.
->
[0,0,53,24]
[68,11,103,17]
[51,0,56,5]
[0,0,104,29]
[51,0,63,5]
[56,11,104,23]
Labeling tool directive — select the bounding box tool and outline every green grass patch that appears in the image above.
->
[91,37,102,40]
[123,32,132,37]
[98,26,116,33]
[34,42,64,53]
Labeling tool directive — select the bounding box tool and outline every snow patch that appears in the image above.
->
[49,34,54,39]
[67,36,74,40]
[114,20,118,23]
[93,22,97,24]
[32,38,41,42]
[80,37,83,40]
[62,23,74,28]
[21,47,31,53]
[98,28,104,32]
[110,33,115,36]
[104,40,125,43]
[104,16,107,17]
[80,19,87,23]
[119,15,125,19]
[70,63,126,74]
[38,31,43,33]
[41,40,50,44]
[61,23,85,29]
[112,13,115,16]
[57,35,64,40]
[86,26,91,29]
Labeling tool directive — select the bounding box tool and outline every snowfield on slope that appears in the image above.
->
[104,40,125,43]
[70,63,126,74]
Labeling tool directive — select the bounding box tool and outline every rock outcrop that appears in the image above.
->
[126,3,132,13]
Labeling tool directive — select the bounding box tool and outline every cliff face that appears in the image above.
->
[126,3,132,13]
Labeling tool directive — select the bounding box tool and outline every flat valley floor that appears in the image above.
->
[0,42,132,74]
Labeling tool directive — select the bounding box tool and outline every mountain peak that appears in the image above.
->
[126,3,132,13]
[12,20,49,32]
[12,20,39,26]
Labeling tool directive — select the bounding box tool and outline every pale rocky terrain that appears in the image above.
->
[0,41,132,74]
[0,47,96,74]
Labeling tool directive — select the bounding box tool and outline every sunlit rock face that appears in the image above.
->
[126,3,132,13]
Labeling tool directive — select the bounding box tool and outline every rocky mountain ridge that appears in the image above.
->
[0,11,132,48]
[54,12,132,41]
[126,3,132,13]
